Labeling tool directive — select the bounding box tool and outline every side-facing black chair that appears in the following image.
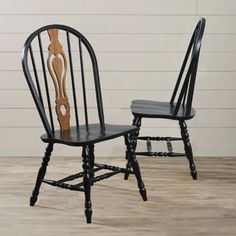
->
[22,25,147,223]
[126,19,205,180]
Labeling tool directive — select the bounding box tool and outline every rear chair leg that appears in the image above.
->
[82,146,92,223]
[179,120,197,180]
[124,116,142,180]
[125,134,147,201]
[30,143,54,206]
[88,144,95,186]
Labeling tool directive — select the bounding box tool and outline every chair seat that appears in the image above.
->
[131,100,196,120]
[41,123,137,146]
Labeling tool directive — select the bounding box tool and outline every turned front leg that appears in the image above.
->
[124,134,147,201]
[30,143,54,206]
[124,115,142,180]
[179,120,197,180]
[82,146,92,223]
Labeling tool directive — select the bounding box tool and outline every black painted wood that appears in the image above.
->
[30,143,53,206]
[135,151,185,157]
[42,179,84,192]
[82,146,92,223]
[22,24,146,223]
[131,100,196,120]
[40,124,137,146]
[130,19,205,180]
[88,144,95,186]
[179,120,197,180]
[41,163,134,192]
[124,134,147,201]
[124,116,142,180]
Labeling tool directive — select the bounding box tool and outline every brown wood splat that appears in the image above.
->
[47,29,70,131]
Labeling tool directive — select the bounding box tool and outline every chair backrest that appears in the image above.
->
[22,25,105,138]
[170,18,206,116]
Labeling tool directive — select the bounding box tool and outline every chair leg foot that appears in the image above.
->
[85,208,92,224]
[30,143,53,206]
[139,183,147,201]
[179,120,197,180]
[191,170,198,180]
[82,146,93,223]
[30,195,37,206]
[125,134,147,201]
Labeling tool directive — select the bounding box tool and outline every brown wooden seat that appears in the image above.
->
[21,24,147,223]
[126,19,206,181]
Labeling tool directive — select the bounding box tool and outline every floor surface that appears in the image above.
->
[0,156,236,236]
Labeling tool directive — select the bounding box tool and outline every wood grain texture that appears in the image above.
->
[0,156,236,235]
[47,29,70,131]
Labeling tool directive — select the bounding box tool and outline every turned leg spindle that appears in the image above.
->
[124,116,142,180]
[30,143,54,206]
[88,144,95,186]
[179,120,197,180]
[125,134,147,201]
[82,146,92,223]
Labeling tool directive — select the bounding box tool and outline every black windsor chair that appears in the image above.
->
[22,25,147,223]
[126,18,206,180]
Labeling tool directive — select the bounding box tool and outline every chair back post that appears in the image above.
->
[22,53,53,138]
[82,38,105,130]
[170,18,206,116]
[22,25,106,135]
[185,18,206,115]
